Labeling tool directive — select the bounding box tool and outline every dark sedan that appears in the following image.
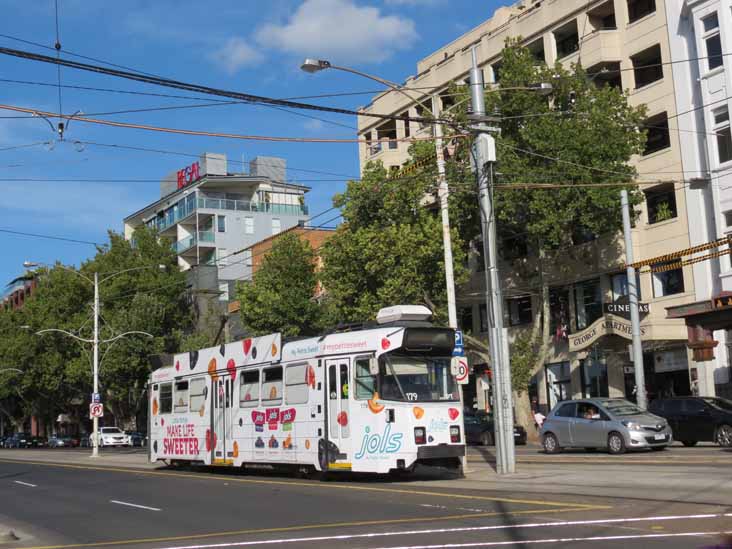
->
[648,396,732,447]
[3,433,31,448]
[464,412,527,446]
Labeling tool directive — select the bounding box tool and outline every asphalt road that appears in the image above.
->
[0,449,731,549]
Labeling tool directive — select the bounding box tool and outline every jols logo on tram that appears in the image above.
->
[355,424,403,459]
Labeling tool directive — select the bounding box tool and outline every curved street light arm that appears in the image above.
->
[35,328,94,343]
[0,368,23,375]
[24,261,94,285]
[99,331,154,344]
[98,264,165,285]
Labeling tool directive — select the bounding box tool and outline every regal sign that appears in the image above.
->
[177,161,201,189]
[568,314,647,352]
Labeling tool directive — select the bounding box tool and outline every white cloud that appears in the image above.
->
[303,119,324,131]
[255,0,418,64]
[210,38,264,74]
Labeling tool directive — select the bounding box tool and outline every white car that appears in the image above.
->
[97,427,132,447]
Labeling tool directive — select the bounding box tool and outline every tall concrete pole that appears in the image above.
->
[92,271,100,458]
[621,190,647,409]
[432,96,458,330]
[470,48,515,474]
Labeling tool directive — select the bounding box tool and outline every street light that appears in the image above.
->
[22,261,163,458]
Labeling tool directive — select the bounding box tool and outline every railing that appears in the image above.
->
[197,197,308,216]
[174,230,216,254]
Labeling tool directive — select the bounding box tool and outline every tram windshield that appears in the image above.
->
[377,355,458,402]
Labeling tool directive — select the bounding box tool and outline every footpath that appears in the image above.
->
[1,447,731,507]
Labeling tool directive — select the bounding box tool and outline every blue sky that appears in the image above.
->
[0,0,509,287]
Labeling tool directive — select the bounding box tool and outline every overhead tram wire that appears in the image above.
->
[0,45,449,127]
[0,227,101,246]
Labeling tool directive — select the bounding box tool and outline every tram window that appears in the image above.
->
[354,358,376,399]
[174,381,189,413]
[189,378,206,412]
[261,366,283,405]
[159,383,173,414]
[239,370,260,407]
[286,363,309,405]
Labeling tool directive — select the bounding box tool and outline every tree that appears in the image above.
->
[236,232,322,337]
[440,40,647,432]
[320,158,469,325]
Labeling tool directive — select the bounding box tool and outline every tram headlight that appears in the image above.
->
[450,425,461,443]
[414,427,426,445]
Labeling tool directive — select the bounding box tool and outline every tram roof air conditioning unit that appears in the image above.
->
[376,305,433,325]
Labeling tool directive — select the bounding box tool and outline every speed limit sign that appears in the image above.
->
[454,358,469,385]
[89,403,104,418]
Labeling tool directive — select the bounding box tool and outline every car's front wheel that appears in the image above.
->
[607,432,626,455]
[542,432,561,454]
[715,424,732,447]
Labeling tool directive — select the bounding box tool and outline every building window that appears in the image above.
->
[554,20,580,59]
[702,12,723,71]
[217,215,226,233]
[588,62,622,89]
[714,108,732,165]
[218,282,229,302]
[588,1,617,31]
[527,38,545,64]
[218,248,228,266]
[642,112,670,155]
[725,211,732,228]
[272,218,281,235]
[627,0,655,24]
[490,62,501,83]
[645,183,677,224]
[245,217,254,234]
[632,44,663,89]
[652,261,685,297]
[611,272,642,301]
[507,296,532,326]
[580,358,609,398]
[460,307,473,333]
[574,278,602,330]
[549,287,570,336]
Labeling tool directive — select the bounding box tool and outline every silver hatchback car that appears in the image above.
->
[540,398,673,454]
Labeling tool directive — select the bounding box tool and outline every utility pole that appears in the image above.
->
[470,48,515,474]
[621,190,647,409]
[92,271,100,458]
[432,96,458,330]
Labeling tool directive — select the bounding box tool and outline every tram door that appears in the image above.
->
[326,358,352,466]
[211,376,234,463]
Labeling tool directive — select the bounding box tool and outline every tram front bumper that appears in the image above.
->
[417,444,466,460]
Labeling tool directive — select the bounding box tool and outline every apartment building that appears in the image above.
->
[123,153,310,301]
[357,0,721,411]
[662,0,732,399]
[2,274,37,311]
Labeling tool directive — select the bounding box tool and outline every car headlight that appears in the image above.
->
[621,421,641,430]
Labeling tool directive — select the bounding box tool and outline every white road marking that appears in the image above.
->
[110,500,161,512]
[154,512,732,549]
[13,481,36,487]
[370,531,732,548]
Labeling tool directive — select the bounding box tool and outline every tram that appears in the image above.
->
[148,305,465,474]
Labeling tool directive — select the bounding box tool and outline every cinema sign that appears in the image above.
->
[568,314,647,352]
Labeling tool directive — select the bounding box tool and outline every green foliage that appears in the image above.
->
[0,226,195,429]
[509,330,536,395]
[236,232,322,338]
[320,158,469,325]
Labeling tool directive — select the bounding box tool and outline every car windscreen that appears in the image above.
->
[602,400,643,416]
[702,398,732,412]
[101,428,122,434]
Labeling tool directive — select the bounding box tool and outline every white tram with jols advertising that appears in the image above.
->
[148,305,466,475]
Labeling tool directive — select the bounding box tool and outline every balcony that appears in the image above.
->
[580,30,621,71]
[197,197,308,216]
[174,230,216,254]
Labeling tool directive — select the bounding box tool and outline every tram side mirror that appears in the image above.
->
[450,357,461,376]
[369,357,379,376]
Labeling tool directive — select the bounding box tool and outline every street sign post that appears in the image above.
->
[91,393,101,404]
[89,403,104,419]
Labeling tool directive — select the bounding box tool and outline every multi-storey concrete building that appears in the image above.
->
[358,0,730,411]
[123,153,309,300]
[663,0,732,399]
